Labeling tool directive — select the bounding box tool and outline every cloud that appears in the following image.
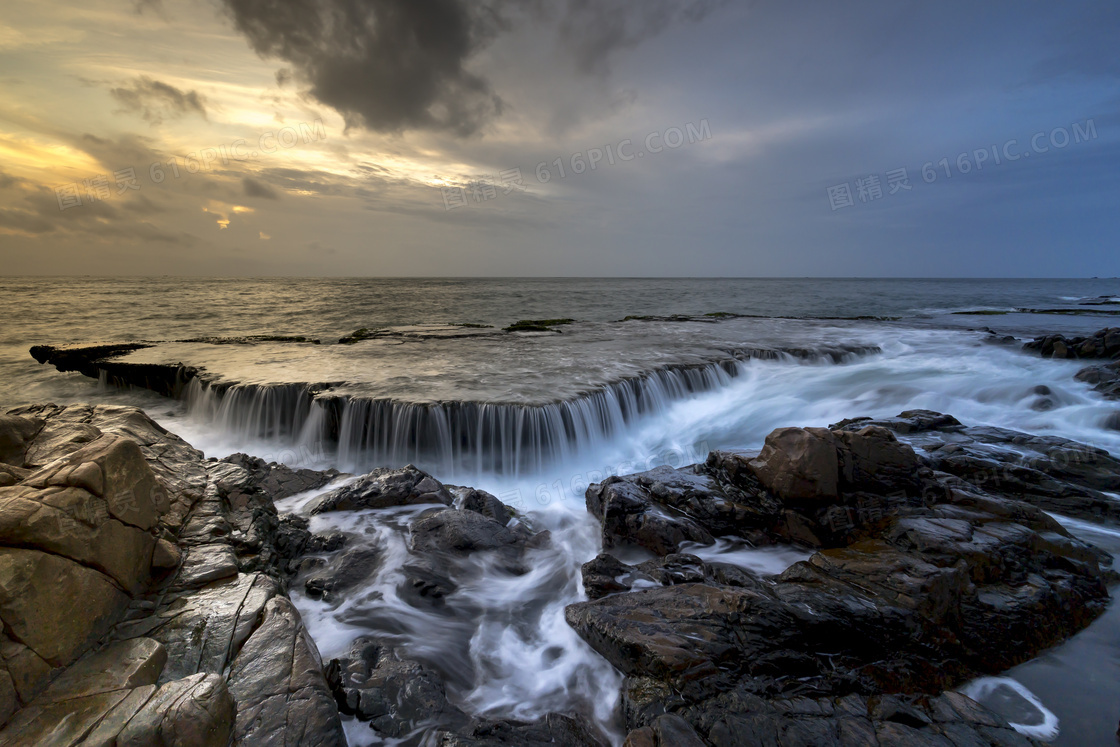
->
[558,0,727,75]
[220,0,502,136]
[218,0,723,136]
[243,177,280,199]
[109,76,208,124]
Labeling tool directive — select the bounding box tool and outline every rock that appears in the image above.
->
[22,434,167,531]
[152,538,181,570]
[228,596,345,746]
[114,673,235,747]
[175,543,239,588]
[586,477,715,555]
[311,465,452,513]
[325,637,469,738]
[457,487,516,523]
[409,508,529,557]
[1025,327,1120,360]
[748,427,840,500]
[0,548,129,667]
[37,637,165,703]
[132,573,280,683]
[0,485,156,593]
[0,638,53,705]
[306,530,346,553]
[437,712,607,746]
[0,416,40,468]
[304,546,380,601]
[834,425,922,495]
[623,713,708,747]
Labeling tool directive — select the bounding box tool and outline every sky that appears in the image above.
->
[0,0,1116,277]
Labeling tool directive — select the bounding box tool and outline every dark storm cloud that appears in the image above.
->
[220,0,502,136]
[558,0,728,74]
[109,76,209,124]
[242,177,280,199]
[218,0,722,136]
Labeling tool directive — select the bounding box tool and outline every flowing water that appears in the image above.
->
[3,277,1120,744]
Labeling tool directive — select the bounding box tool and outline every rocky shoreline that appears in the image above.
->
[0,399,1116,745]
[2,327,1118,745]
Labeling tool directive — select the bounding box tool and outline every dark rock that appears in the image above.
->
[457,486,516,523]
[437,712,607,746]
[304,546,381,601]
[311,465,453,513]
[325,637,468,738]
[307,530,347,553]
[1025,327,1120,360]
[0,416,41,468]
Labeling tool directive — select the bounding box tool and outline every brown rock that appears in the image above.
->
[0,416,40,468]
[115,673,235,747]
[0,486,155,593]
[0,548,129,667]
[749,427,840,500]
[37,637,165,704]
[152,538,181,570]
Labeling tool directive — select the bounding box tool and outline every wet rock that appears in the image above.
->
[304,546,380,601]
[437,712,608,746]
[410,507,532,557]
[1025,327,1120,360]
[306,529,347,553]
[623,713,708,747]
[325,637,469,738]
[311,465,452,513]
[228,596,345,746]
[586,476,715,555]
[748,427,840,500]
[457,486,516,523]
[0,485,156,593]
[134,573,281,683]
[115,672,235,747]
[151,538,181,570]
[1076,360,1120,400]
[37,637,166,703]
[176,543,239,588]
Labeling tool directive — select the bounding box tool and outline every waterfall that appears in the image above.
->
[182,345,878,475]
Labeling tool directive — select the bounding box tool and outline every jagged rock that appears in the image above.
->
[311,465,453,513]
[1024,327,1120,360]
[126,573,280,683]
[325,637,469,738]
[306,530,346,553]
[304,546,380,601]
[586,476,715,555]
[573,416,1110,741]
[456,487,516,523]
[228,596,345,746]
[114,672,235,747]
[0,548,129,668]
[436,712,608,746]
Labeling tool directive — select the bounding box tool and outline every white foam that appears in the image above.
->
[959,677,1060,741]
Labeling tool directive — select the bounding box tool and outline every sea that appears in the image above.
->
[2,276,1119,745]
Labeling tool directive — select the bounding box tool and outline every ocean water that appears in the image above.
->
[3,277,1120,745]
